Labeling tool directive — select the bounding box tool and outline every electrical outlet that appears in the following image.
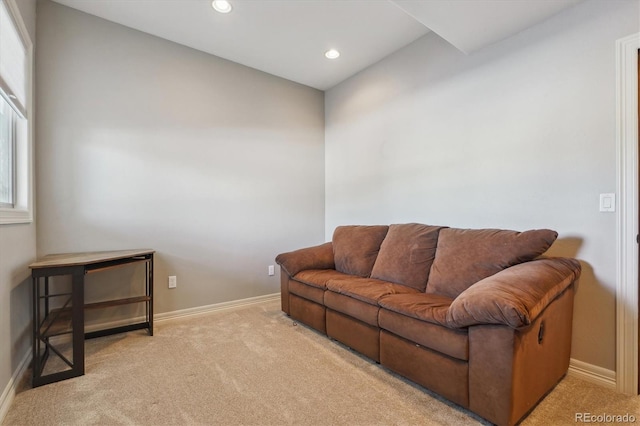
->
[268,265,275,276]
[168,275,177,288]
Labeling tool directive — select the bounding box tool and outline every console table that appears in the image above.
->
[29,249,154,387]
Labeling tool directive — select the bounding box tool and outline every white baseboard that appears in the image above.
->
[568,358,616,390]
[0,349,31,424]
[81,293,281,332]
[155,293,280,322]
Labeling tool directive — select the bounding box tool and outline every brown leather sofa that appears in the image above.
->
[275,223,581,426]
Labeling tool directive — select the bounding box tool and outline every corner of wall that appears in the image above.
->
[0,349,31,424]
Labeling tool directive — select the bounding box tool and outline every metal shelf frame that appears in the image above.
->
[30,250,154,387]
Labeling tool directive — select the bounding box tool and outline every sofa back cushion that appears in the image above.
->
[425,228,558,299]
[370,223,445,291]
[333,225,389,277]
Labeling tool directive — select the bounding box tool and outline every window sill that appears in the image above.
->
[0,207,32,225]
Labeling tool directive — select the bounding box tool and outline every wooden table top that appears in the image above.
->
[29,249,155,269]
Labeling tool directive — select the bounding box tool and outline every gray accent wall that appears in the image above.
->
[325,0,639,371]
[35,0,325,318]
[0,0,36,411]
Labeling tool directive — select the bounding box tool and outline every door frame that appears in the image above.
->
[616,32,639,395]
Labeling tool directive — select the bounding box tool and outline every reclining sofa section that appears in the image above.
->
[275,224,581,426]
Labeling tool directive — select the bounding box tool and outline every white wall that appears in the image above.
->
[0,0,36,414]
[36,0,325,318]
[325,0,639,371]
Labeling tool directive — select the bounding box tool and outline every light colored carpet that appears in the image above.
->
[3,300,639,425]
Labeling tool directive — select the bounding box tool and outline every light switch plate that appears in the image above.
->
[599,193,615,212]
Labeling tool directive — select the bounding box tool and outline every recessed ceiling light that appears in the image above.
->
[325,49,340,59]
[212,0,232,14]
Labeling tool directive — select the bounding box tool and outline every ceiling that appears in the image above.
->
[52,0,583,91]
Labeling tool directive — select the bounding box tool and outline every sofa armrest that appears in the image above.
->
[446,258,581,329]
[275,242,335,277]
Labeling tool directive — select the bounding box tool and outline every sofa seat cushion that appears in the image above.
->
[325,292,379,326]
[370,223,445,291]
[289,279,325,304]
[378,293,452,326]
[333,225,389,277]
[293,269,352,289]
[426,228,558,299]
[326,277,419,306]
[379,309,468,361]
[325,278,419,327]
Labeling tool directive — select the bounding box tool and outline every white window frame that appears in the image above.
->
[0,0,33,224]
[615,32,639,395]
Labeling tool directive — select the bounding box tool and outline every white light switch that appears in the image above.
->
[599,193,615,212]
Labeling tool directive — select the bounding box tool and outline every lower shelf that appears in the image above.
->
[39,296,152,338]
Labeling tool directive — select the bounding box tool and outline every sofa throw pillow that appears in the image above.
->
[425,228,558,299]
[333,225,389,277]
[370,223,445,291]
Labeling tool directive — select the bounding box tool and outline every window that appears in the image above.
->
[0,0,32,224]
[0,96,16,207]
